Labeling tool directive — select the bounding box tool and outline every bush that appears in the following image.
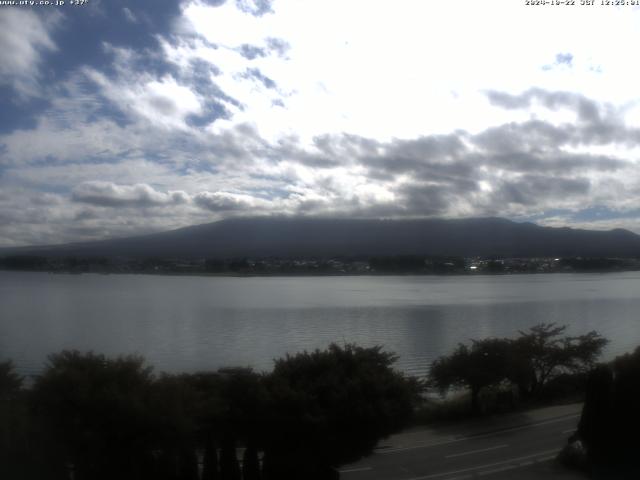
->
[1,344,423,479]
[31,351,156,480]
[428,324,608,413]
[263,343,424,477]
[577,347,640,477]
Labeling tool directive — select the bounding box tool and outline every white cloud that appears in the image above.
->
[0,10,59,97]
[84,49,204,130]
[5,1,640,245]
[173,0,640,143]
[122,7,137,23]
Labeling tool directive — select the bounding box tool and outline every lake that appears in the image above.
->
[1,271,640,378]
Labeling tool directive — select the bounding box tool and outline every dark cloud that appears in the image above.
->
[186,102,231,127]
[492,175,591,207]
[187,58,222,83]
[262,90,634,220]
[194,192,253,212]
[239,44,267,60]
[486,88,602,124]
[72,182,188,208]
[266,37,291,57]
[148,95,179,116]
[482,88,640,147]
[241,67,277,89]
[474,120,573,152]
[312,133,476,185]
[175,58,242,122]
[485,90,530,110]
[398,183,455,215]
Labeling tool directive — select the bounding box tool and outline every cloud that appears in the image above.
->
[4,0,640,247]
[265,37,290,57]
[85,50,205,130]
[235,0,274,17]
[122,7,138,23]
[542,52,573,71]
[0,10,59,97]
[240,67,277,89]
[485,88,601,122]
[72,182,189,208]
[238,44,267,60]
[71,181,277,215]
[492,175,591,207]
[483,88,640,147]
[397,183,454,216]
[4,85,640,246]
[555,52,573,66]
[194,191,267,211]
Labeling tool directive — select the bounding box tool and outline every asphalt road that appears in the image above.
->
[339,411,582,480]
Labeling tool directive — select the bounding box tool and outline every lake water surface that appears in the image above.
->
[1,271,640,378]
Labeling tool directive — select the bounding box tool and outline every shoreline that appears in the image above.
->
[2,268,639,278]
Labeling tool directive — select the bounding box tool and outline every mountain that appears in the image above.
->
[3,217,640,259]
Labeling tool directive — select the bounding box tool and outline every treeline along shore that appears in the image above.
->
[2,254,640,276]
[1,344,420,480]
[1,324,639,479]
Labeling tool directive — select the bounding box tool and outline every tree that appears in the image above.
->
[0,360,22,400]
[578,346,640,477]
[0,360,28,479]
[429,338,511,413]
[148,373,203,480]
[578,365,614,465]
[264,343,423,478]
[509,323,608,398]
[31,351,156,480]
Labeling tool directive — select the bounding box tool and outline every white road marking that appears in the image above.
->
[444,444,508,459]
[339,466,372,474]
[420,455,558,480]
[378,414,579,454]
[477,454,555,476]
[404,449,559,480]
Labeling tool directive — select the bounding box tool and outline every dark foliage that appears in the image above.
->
[263,343,423,477]
[508,323,607,399]
[429,338,511,413]
[242,443,261,480]
[578,347,640,478]
[429,324,608,412]
[0,360,22,400]
[0,360,29,479]
[0,344,421,479]
[31,351,156,480]
[0,255,48,270]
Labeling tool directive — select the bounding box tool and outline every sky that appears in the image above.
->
[2,0,640,246]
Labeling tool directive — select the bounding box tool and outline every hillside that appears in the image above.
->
[2,217,640,260]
